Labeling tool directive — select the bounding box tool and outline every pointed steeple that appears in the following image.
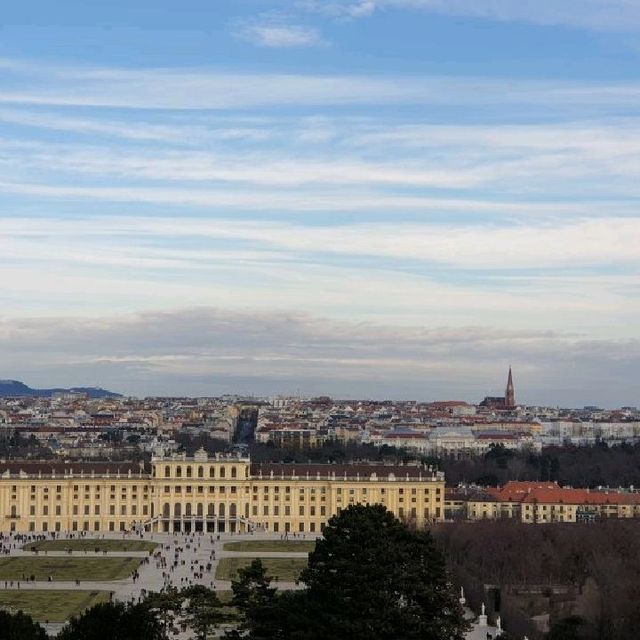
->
[505,366,515,408]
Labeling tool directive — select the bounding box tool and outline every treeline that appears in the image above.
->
[440,442,640,488]
[433,519,640,640]
[160,434,640,489]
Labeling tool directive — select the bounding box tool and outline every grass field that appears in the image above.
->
[215,557,307,582]
[223,540,315,553]
[0,557,141,581]
[0,590,112,623]
[23,539,158,553]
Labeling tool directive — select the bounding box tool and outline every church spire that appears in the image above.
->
[505,366,515,408]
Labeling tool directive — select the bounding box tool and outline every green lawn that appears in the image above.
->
[0,590,112,623]
[23,539,158,553]
[223,540,315,553]
[0,557,141,581]
[215,557,307,582]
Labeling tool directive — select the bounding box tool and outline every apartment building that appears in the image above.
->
[461,481,640,523]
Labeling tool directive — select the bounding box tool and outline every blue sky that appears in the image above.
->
[1,0,640,405]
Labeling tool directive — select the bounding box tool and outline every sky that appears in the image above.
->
[1,0,640,406]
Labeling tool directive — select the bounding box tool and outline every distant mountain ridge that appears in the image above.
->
[0,380,122,398]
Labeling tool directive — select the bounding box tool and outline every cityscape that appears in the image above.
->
[3,1,640,639]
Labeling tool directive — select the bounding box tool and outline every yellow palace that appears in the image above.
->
[0,450,445,535]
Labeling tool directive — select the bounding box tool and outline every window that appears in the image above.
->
[231,466,237,479]
[198,466,204,478]
[165,466,171,478]
[56,506,61,516]
[43,506,49,516]
[110,505,115,515]
[30,505,35,516]
[186,466,192,478]
[209,467,215,478]
[95,505,100,515]
[176,466,182,478]
[220,467,226,479]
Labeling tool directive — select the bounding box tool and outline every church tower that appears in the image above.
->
[505,366,515,408]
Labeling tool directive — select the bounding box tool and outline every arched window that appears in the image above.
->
[174,503,182,517]
[207,504,215,517]
[220,467,226,479]
[186,503,192,516]
[186,466,192,478]
[209,467,215,479]
[197,503,203,516]
[198,466,204,478]
[218,503,225,517]
[164,466,171,478]
[231,466,237,479]
[176,466,182,478]
[230,503,237,517]
[163,503,170,518]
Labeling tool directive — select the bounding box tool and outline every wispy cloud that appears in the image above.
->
[233,17,326,48]
[4,58,640,110]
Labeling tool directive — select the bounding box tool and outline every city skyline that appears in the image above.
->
[2,1,640,405]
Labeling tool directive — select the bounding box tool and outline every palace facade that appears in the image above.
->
[0,450,445,534]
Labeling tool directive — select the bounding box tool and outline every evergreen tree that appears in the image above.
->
[0,610,47,640]
[142,588,184,639]
[56,601,162,640]
[299,504,467,640]
[234,505,467,640]
[228,559,285,640]
[181,585,226,640]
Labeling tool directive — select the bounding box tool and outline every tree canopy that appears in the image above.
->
[231,504,467,640]
[56,601,162,640]
[0,610,48,640]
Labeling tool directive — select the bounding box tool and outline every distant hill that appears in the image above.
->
[0,380,122,398]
